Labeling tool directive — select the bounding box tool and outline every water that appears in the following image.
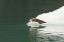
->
[0,24,30,42]
[1,24,64,42]
[29,24,64,42]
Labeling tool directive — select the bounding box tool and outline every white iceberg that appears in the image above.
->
[36,6,64,24]
[27,22,40,27]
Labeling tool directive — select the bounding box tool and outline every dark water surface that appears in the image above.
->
[0,24,30,42]
[0,24,64,42]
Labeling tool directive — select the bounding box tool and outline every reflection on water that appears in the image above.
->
[29,25,64,42]
[29,28,37,42]
[29,26,46,42]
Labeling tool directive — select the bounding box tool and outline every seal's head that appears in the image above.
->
[29,18,46,24]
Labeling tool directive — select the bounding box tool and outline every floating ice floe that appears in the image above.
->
[36,6,64,24]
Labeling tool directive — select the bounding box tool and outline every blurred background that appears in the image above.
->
[0,0,64,42]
